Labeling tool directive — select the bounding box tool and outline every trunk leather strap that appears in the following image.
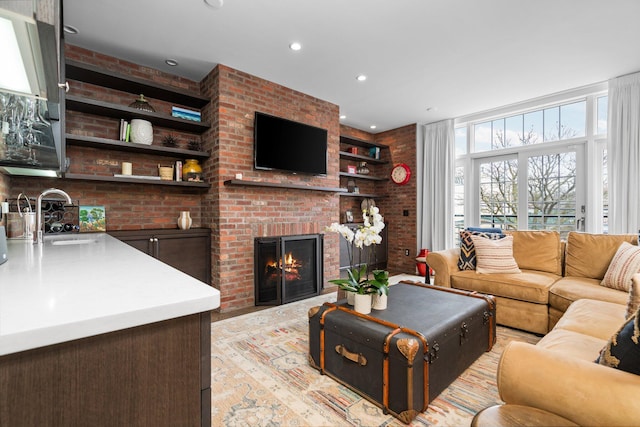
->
[335,344,367,366]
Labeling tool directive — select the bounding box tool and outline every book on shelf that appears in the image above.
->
[369,147,380,159]
[119,119,131,142]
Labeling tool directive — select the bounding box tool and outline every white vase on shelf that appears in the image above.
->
[130,119,153,145]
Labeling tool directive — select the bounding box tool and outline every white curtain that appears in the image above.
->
[417,120,454,252]
[608,72,640,234]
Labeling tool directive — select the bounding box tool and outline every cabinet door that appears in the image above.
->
[117,235,154,255]
[155,234,211,284]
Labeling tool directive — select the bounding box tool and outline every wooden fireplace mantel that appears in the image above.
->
[224,179,347,193]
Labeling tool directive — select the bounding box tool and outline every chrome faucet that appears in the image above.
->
[34,188,72,244]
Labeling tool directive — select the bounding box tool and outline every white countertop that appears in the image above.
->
[0,233,220,356]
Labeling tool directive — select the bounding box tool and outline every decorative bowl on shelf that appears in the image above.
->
[128,94,155,112]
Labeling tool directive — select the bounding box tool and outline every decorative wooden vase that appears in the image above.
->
[177,211,192,230]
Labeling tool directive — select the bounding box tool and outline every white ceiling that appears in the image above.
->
[62,0,640,133]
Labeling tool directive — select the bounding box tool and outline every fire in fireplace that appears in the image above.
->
[255,234,323,305]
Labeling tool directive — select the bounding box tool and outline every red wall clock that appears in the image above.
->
[390,163,411,185]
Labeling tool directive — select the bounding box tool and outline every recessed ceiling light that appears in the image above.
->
[339,115,346,120]
[165,59,179,66]
[289,42,302,51]
[370,125,377,130]
[204,0,224,9]
[356,74,367,82]
[63,25,79,34]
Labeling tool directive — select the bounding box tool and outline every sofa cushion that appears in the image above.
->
[458,229,504,270]
[451,269,557,304]
[596,308,640,375]
[538,328,608,361]
[549,277,629,313]
[565,232,636,280]
[506,230,563,275]
[601,242,640,292]
[471,235,521,274]
[626,275,640,319]
[553,299,626,341]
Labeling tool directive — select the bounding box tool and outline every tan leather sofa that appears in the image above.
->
[472,293,640,426]
[426,231,637,334]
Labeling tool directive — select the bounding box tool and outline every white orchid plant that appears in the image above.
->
[326,206,389,296]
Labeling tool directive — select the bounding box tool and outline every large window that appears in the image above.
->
[455,87,606,238]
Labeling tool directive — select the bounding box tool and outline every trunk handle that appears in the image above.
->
[335,344,367,366]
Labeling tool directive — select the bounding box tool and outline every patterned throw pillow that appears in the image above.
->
[626,274,640,319]
[458,229,505,270]
[601,242,640,292]
[470,235,522,274]
[596,307,640,375]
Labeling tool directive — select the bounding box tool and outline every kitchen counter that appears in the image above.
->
[0,232,220,356]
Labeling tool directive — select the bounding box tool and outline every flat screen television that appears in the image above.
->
[254,111,328,175]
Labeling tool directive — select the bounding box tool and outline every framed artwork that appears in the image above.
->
[347,165,357,174]
[79,205,106,232]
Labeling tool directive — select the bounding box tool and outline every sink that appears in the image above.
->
[51,239,98,246]
[45,233,105,246]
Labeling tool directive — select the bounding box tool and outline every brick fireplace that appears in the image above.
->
[254,234,323,305]
[203,65,342,312]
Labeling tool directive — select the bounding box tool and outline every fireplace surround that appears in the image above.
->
[254,234,323,305]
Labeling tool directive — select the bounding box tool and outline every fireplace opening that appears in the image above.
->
[255,234,323,305]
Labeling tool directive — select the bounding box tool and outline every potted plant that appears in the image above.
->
[327,206,388,314]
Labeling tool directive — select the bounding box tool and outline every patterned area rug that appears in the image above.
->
[211,292,540,426]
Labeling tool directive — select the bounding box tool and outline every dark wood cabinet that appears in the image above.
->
[0,312,211,427]
[109,228,211,284]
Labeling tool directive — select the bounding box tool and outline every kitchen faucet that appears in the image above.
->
[34,188,72,244]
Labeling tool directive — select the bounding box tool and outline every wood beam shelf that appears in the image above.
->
[64,173,210,188]
[224,179,347,193]
[65,134,209,159]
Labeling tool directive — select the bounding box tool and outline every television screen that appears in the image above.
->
[254,112,328,175]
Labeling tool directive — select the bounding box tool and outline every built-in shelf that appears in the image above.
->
[65,134,210,159]
[66,59,210,108]
[66,95,210,134]
[64,173,210,188]
[339,151,388,165]
[339,172,388,181]
[339,192,382,198]
[340,135,389,150]
[224,179,347,193]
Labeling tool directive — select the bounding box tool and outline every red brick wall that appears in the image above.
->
[4,43,418,311]
[201,65,341,311]
[7,45,207,231]
[376,124,418,274]
[339,124,418,275]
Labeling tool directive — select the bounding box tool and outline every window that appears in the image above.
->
[473,100,587,152]
[456,87,606,238]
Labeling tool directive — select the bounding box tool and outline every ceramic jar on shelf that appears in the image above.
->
[177,211,192,230]
[182,159,203,182]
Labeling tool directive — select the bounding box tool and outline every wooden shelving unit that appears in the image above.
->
[63,60,211,188]
[339,135,390,198]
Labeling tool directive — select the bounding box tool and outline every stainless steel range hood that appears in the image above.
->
[0,8,63,177]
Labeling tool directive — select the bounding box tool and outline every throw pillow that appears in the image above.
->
[470,234,521,274]
[596,307,640,375]
[626,274,640,319]
[601,242,640,292]
[458,229,505,270]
